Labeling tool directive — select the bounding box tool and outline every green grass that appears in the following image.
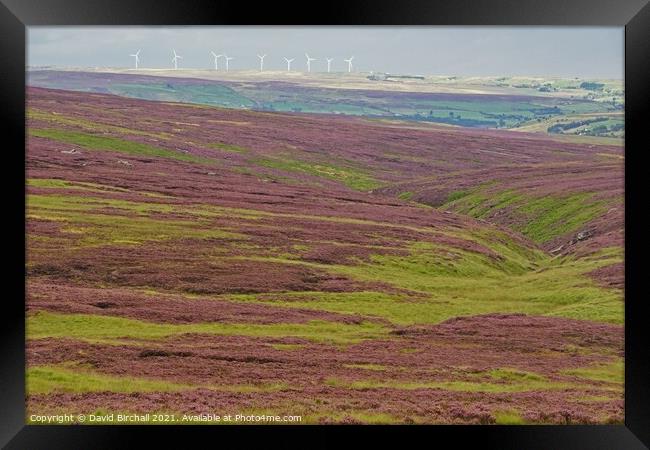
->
[342,363,389,371]
[27,190,466,233]
[30,128,215,165]
[324,377,574,393]
[219,245,623,325]
[27,194,243,247]
[27,178,171,199]
[253,155,382,191]
[489,368,546,382]
[493,410,526,424]
[28,178,129,193]
[27,364,288,394]
[445,190,471,203]
[444,187,607,243]
[518,193,606,243]
[29,191,546,253]
[328,245,622,324]
[53,213,240,247]
[206,142,249,153]
[28,108,171,139]
[562,359,623,384]
[27,365,193,394]
[27,311,388,345]
[230,291,439,326]
[444,189,523,219]
[28,193,175,215]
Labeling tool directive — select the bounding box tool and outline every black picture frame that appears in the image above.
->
[1,0,648,448]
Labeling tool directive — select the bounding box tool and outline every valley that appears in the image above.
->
[26,84,624,424]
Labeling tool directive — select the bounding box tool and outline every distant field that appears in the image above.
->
[514,112,624,138]
[26,86,623,424]
[28,70,623,135]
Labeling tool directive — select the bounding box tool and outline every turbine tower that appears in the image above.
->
[130,50,141,69]
[210,51,223,70]
[284,57,294,72]
[224,55,234,72]
[326,57,333,73]
[344,56,354,73]
[257,54,267,72]
[172,49,182,70]
[305,53,316,73]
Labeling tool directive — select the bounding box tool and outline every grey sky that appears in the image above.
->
[27,26,623,78]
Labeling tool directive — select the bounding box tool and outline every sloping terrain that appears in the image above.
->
[376,160,624,287]
[28,70,621,132]
[26,87,623,424]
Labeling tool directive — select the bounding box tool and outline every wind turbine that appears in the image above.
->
[210,51,223,70]
[130,50,141,69]
[172,49,182,70]
[284,57,294,72]
[326,57,333,73]
[257,54,267,72]
[305,53,316,73]
[344,56,354,73]
[224,55,234,72]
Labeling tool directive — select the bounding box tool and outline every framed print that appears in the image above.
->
[1,0,648,448]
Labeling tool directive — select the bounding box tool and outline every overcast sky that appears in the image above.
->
[27,27,623,78]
